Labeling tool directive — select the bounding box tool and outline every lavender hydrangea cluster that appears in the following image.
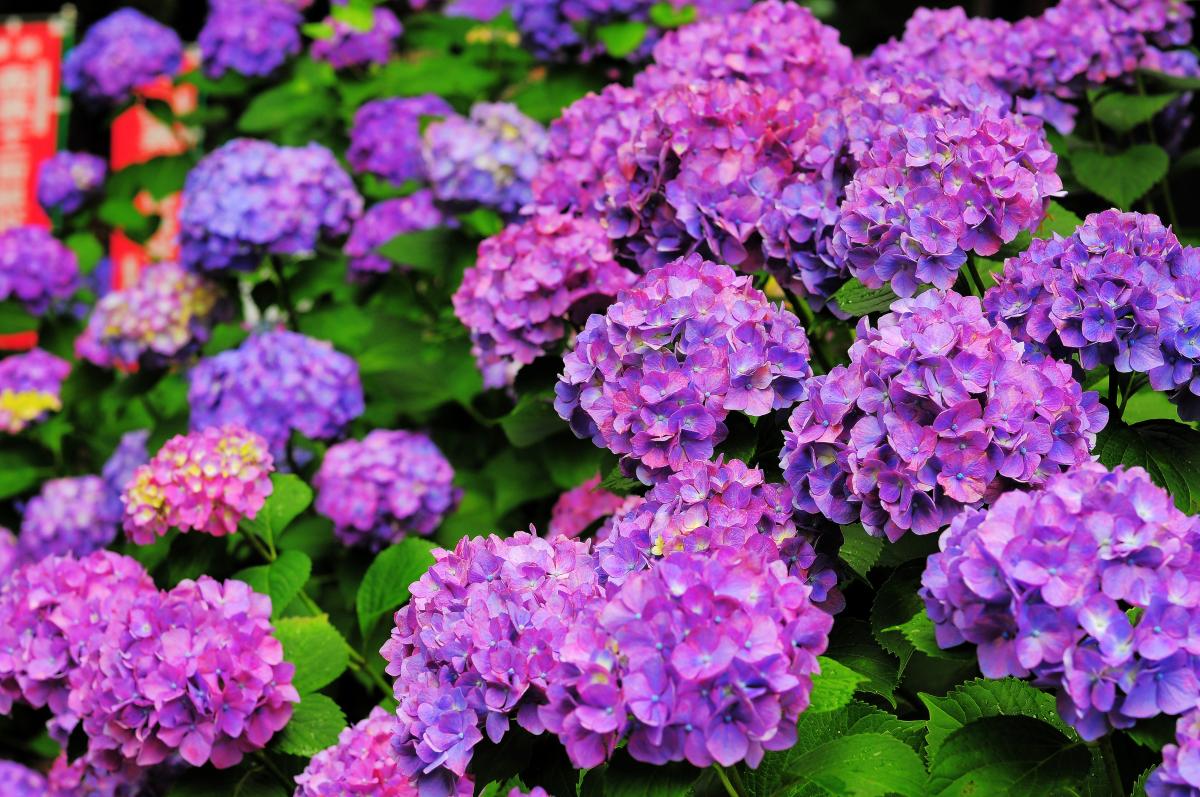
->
[294,707,417,797]
[556,256,812,482]
[36,152,107,214]
[922,463,1200,740]
[422,103,548,216]
[63,9,183,104]
[454,212,636,388]
[0,761,44,796]
[540,541,832,768]
[1148,709,1200,796]
[18,476,122,563]
[314,429,461,550]
[344,192,445,278]
[76,262,223,369]
[311,7,403,70]
[781,290,1107,542]
[122,425,275,544]
[547,473,640,541]
[180,138,363,272]
[0,349,71,435]
[102,429,150,516]
[596,457,842,612]
[0,226,80,315]
[348,96,454,187]
[198,0,303,78]
[985,210,1200,419]
[44,752,149,797]
[188,330,365,458]
[383,532,604,797]
[509,0,648,60]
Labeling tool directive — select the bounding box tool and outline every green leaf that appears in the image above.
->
[0,440,53,499]
[1092,91,1178,134]
[234,549,312,618]
[499,394,563,447]
[331,0,375,31]
[358,323,482,414]
[511,71,606,123]
[1071,145,1168,208]
[595,21,648,57]
[825,619,899,707]
[1131,767,1153,797]
[888,609,976,662]
[0,300,37,335]
[1094,419,1200,514]
[375,228,457,273]
[829,279,899,317]
[169,765,288,797]
[1172,147,1200,174]
[1035,200,1084,240]
[808,656,866,713]
[242,474,313,549]
[838,523,883,583]
[599,459,643,496]
[1138,69,1200,91]
[97,197,151,237]
[1127,713,1177,753]
[302,22,336,40]
[273,693,346,757]
[485,447,559,516]
[920,677,1074,762]
[648,2,696,27]
[458,208,505,238]
[275,614,349,693]
[356,537,438,637]
[65,232,104,273]
[602,755,698,797]
[870,563,925,668]
[238,82,333,134]
[770,733,927,796]
[925,716,1092,796]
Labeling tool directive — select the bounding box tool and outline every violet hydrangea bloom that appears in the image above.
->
[295,707,418,797]
[314,430,461,550]
[547,473,640,541]
[0,760,45,796]
[0,226,80,315]
[454,212,637,388]
[44,752,150,797]
[121,425,275,545]
[63,9,182,104]
[0,348,71,435]
[311,7,403,70]
[382,532,604,797]
[348,96,455,187]
[76,262,223,369]
[781,290,1107,542]
[922,463,1200,740]
[188,329,365,459]
[985,209,1200,420]
[37,152,107,214]
[18,476,122,563]
[1148,708,1200,796]
[540,541,832,769]
[345,192,445,278]
[198,0,302,78]
[180,138,363,272]
[422,103,548,216]
[556,255,813,482]
[102,429,150,515]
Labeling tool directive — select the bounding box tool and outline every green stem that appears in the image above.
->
[965,258,989,298]
[269,256,300,332]
[348,656,394,698]
[713,765,745,797]
[1098,735,1123,796]
[1108,366,1122,421]
[243,527,274,562]
[781,287,832,375]
[254,751,292,790]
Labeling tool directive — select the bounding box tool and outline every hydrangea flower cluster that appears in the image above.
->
[198,0,303,78]
[73,576,298,769]
[0,226,80,315]
[547,473,640,541]
[422,103,548,216]
[314,429,461,550]
[383,532,604,797]
[0,760,44,796]
[922,463,1200,740]
[102,429,150,512]
[294,707,416,797]
[0,349,71,435]
[348,96,454,187]
[18,476,122,562]
[540,541,832,768]
[63,9,183,104]
[44,752,149,797]
[985,210,1200,419]
[76,262,223,370]
[556,256,812,482]
[596,457,842,612]
[36,151,107,215]
[344,192,445,278]
[188,330,365,459]
[121,425,274,545]
[509,0,648,60]
[180,138,363,272]
[1148,709,1200,796]
[781,290,1106,542]
[454,212,637,387]
[311,7,404,70]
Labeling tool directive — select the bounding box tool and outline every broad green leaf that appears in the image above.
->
[808,656,866,713]
[0,300,37,335]
[485,447,560,516]
[829,279,899,317]
[1122,387,1180,424]
[771,733,927,797]
[1137,69,1200,91]
[825,619,899,707]
[1127,713,1176,752]
[302,22,335,40]
[1035,200,1084,240]
[358,325,482,414]
[242,474,313,550]
[838,523,882,583]
[169,765,288,797]
[459,208,505,238]
[1071,145,1168,208]
[500,394,563,447]
[235,549,312,618]
[540,438,605,490]
[649,2,696,27]
[238,82,333,134]
[595,22,648,58]
[603,755,698,797]
[357,537,438,637]
[97,197,152,237]
[65,232,104,273]
[1092,91,1178,134]
[275,614,349,694]
[1132,767,1153,797]
[875,532,940,570]
[1094,419,1200,514]
[888,609,976,662]
[376,228,457,273]
[919,677,1073,762]
[1172,147,1200,174]
[870,563,925,668]
[273,693,347,757]
[330,0,374,31]
[599,459,643,496]
[511,71,606,123]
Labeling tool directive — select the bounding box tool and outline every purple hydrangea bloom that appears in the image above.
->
[0,226,80,315]
[1148,708,1200,796]
[37,152,107,214]
[382,532,604,797]
[180,139,363,272]
[985,209,1200,420]
[454,212,637,388]
[314,429,462,550]
[422,103,548,216]
[63,9,182,104]
[781,290,1107,542]
[18,476,122,563]
[540,541,832,769]
[556,255,813,483]
[345,192,445,278]
[0,348,71,435]
[348,96,455,187]
[0,760,45,796]
[294,707,420,797]
[311,7,403,69]
[188,329,364,460]
[198,0,302,79]
[44,752,149,797]
[547,473,640,542]
[922,463,1200,740]
[102,429,150,517]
